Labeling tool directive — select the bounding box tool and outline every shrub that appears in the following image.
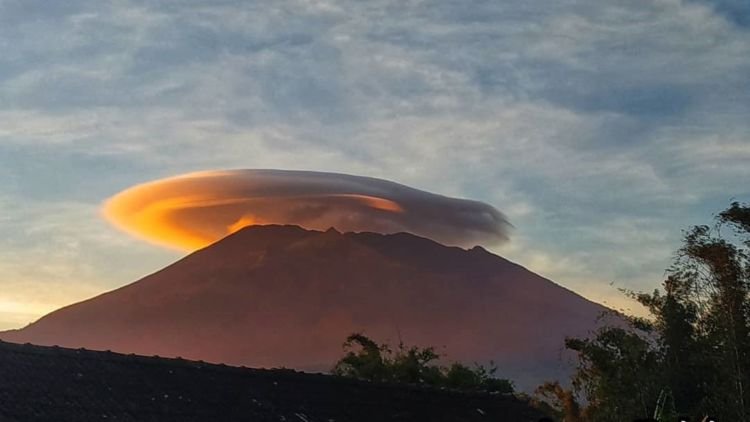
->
[332,333,513,394]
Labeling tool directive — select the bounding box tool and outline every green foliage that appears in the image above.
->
[540,201,750,421]
[332,333,514,394]
[444,362,513,393]
[564,324,662,421]
[331,333,390,382]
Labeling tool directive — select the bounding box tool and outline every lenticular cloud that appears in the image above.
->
[103,169,510,250]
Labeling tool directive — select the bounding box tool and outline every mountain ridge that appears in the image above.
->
[0,224,609,389]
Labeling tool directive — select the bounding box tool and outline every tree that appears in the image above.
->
[444,362,514,393]
[564,324,662,421]
[332,333,514,394]
[331,333,390,382]
[663,207,750,419]
[634,276,706,415]
[546,202,750,420]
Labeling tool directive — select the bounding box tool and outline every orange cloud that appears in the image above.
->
[103,170,509,251]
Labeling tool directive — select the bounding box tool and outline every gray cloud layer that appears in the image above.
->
[1,0,749,326]
[103,170,510,250]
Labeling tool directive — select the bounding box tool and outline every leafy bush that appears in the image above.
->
[332,333,513,394]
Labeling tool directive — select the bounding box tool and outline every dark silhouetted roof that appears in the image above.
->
[0,341,545,421]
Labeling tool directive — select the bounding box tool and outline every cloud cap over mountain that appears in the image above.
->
[103,169,510,250]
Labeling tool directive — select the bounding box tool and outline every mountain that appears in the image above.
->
[0,225,610,389]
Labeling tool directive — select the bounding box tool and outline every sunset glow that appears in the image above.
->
[102,170,509,251]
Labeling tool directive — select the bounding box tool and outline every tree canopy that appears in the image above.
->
[537,201,750,421]
[332,333,514,394]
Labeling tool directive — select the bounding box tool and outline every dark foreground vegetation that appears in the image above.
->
[330,202,750,422]
[534,202,750,421]
[332,333,514,394]
[0,340,545,422]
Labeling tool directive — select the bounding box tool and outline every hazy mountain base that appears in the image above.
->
[1,225,611,390]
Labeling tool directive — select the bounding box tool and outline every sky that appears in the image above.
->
[1,0,749,330]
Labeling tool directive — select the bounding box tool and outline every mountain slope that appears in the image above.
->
[0,225,609,388]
